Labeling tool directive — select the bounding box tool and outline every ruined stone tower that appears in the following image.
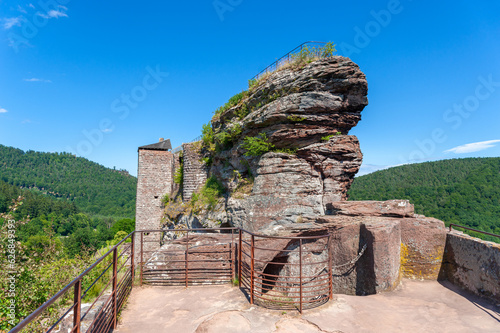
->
[135,138,174,253]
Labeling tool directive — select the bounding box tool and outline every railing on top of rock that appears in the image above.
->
[171,135,202,154]
[9,228,333,333]
[171,41,334,151]
[250,41,331,82]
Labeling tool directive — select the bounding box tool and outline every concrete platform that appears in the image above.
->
[115,280,500,333]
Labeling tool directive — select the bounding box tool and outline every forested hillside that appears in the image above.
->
[0,181,135,330]
[0,145,136,218]
[348,158,500,239]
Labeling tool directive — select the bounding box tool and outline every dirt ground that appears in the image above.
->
[115,280,500,333]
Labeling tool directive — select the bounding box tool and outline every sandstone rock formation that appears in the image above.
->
[154,55,449,296]
[202,57,368,232]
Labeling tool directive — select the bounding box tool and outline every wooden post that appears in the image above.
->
[73,280,81,333]
[112,247,118,329]
[250,234,255,305]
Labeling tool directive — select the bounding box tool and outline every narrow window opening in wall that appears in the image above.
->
[154,196,159,199]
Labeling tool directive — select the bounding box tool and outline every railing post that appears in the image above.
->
[299,238,303,314]
[112,247,118,329]
[328,236,333,300]
[73,280,81,333]
[131,232,135,282]
[185,231,189,288]
[231,230,234,282]
[140,232,144,286]
[238,229,242,288]
[250,234,255,305]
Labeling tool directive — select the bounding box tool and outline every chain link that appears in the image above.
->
[332,243,367,269]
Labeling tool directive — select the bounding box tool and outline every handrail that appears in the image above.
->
[250,41,328,81]
[449,223,500,239]
[9,227,330,331]
[9,231,135,333]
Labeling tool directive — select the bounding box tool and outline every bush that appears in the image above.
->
[242,133,275,157]
[214,91,247,116]
[200,176,225,209]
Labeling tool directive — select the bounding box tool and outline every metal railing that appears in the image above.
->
[250,41,328,82]
[9,227,333,332]
[171,135,203,154]
[449,223,500,239]
[138,228,238,286]
[10,232,135,333]
[238,230,332,313]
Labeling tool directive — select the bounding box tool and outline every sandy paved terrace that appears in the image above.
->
[115,280,499,333]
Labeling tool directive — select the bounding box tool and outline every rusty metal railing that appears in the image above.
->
[137,228,238,286]
[9,231,135,333]
[449,223,500,239]
[250,41,329,82]
[10,227,334,332]
[238,230,332,313]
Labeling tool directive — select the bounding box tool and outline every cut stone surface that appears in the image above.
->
[114,280,500,333]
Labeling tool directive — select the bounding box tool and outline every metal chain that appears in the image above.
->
[332,243,367,269]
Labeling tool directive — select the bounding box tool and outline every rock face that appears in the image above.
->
[149,55,450,297]
[207,57,367,233]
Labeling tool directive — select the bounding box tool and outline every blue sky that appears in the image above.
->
[1,0,499,176]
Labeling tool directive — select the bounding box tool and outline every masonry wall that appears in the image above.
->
[135,149,175,257]
[440,231,500,303]
[182,142,207,201]
[172,151,182,195]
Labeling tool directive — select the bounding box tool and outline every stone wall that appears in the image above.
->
[439,231,500,303]
[135,148,174,256]
[172,151,182,195]
[182,142,207,201]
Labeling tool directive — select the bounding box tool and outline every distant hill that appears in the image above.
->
[0,145,137,218]
[348,158,500,240]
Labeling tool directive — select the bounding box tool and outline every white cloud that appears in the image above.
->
[102,128,113,133]
[0,108,8,114]
[17,5,27,14]
[37,6,68,19]
[29,4,35,9]
[24,78,52,83]
[444,140,500,154]
[3,17,22,29]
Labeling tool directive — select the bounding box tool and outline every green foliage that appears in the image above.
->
[348,157,500,243]
[242,133,275,157]
[214,91,248,116]
[174,166,183,185]
[287,115,306,122]
[161,194,170,205]
[272,148,298,155]
[201,156,212,166]
[0,145,136,218]
[248,78,259,89]
[200,176,225,209]
[321,42,336,57]
[201,123,216,152]
[215,130,232,149]
[321,132,342,141]
[110,218,135,235]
